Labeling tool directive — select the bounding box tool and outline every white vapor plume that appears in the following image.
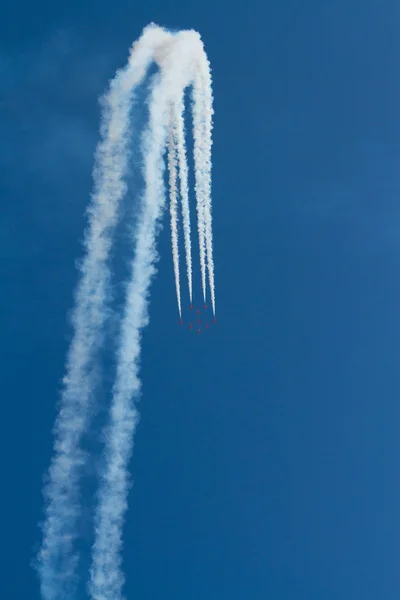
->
[167,106,182,317]
[36,22,216,600]
[172,97,193,303]
[89,31,203,600]
[36,23,172,600]
[191,79,208,303]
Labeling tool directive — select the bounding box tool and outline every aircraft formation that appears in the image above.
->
[179,303,217,334]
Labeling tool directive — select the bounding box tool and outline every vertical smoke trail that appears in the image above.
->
[167,107,182,317]
[36,25,170,600]
[191,78,207,303]
[89,31,204,600]
[172,97,193,303]
[196,60,216,315]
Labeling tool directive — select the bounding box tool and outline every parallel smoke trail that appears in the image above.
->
[89,31,200,600]
[172,97,193,303]
[196,61,215,315]
[36,24,171,600]
[192,76,207,303]
[167,107,182,316]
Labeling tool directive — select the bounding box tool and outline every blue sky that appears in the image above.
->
[1,1,400,598]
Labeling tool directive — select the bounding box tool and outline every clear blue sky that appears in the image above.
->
[1,1,400,598]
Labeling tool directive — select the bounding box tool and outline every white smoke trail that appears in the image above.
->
[36,21,215,600]
[36,24,171,600]
[172,97,193,303]
[89,31,202,600]
[191,81,207,303]
[167,107,182,317]
[195,61,216,315]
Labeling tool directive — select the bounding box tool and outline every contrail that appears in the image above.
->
[89,32,201,600]
[167,106,182,317]
[36,24,171,600]
[172,96,193,303]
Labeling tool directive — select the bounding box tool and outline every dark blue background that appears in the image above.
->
[1,0,400,598]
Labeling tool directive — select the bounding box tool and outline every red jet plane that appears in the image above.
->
[203,304,208,310]
[205,323,209,329]
[188,323,193,330]
[212,317,217,323]
[196,309,201,315]
[189,304,193,310]
[179,319,183,325]
[197,328,201,335]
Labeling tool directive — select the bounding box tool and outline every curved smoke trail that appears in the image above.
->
[36,23,215,600]
[36,24,171,600]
